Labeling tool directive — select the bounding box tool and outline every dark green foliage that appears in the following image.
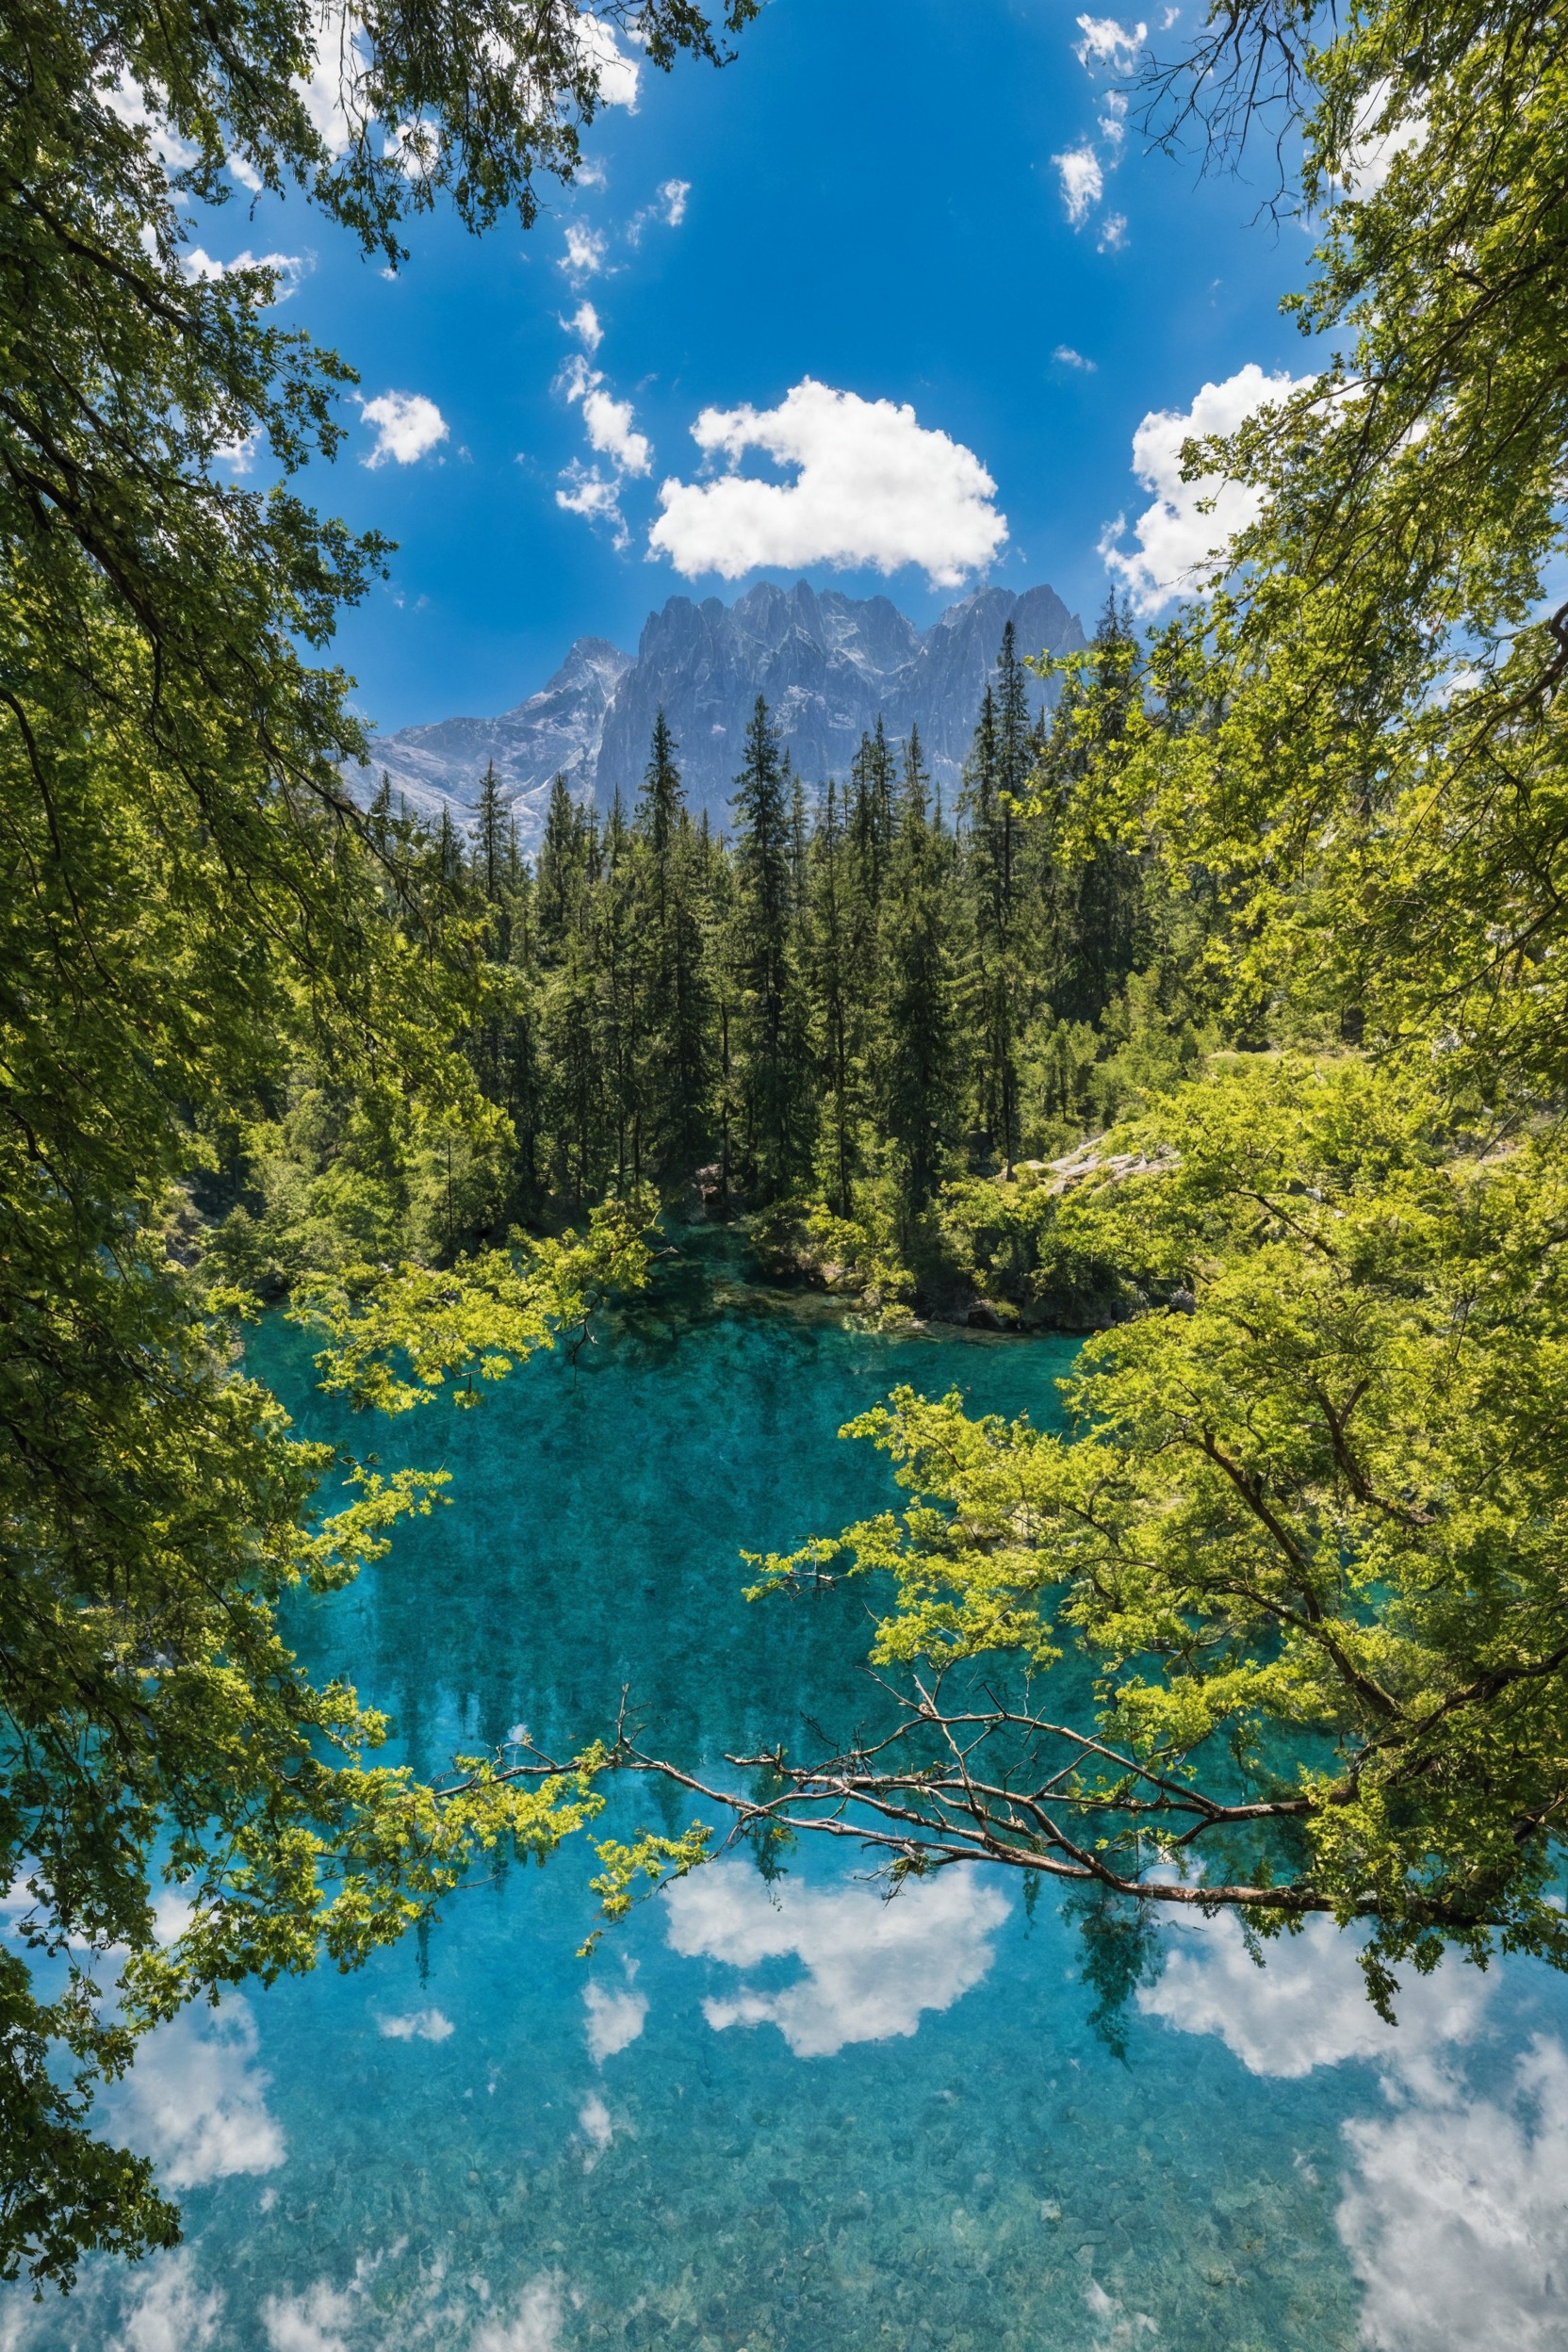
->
[419,612,1206,1255]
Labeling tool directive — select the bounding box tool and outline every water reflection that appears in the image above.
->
[1140,1907,1568,2349]
[9,1282,1568,2352]
[103,1997,284,2191]
[1137,1910,1491,2081]
[664,1858,1011,2056]
[1339,2036,1568,2352]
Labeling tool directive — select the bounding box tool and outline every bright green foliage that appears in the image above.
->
[0,0,748,2290]
[681,0,1568,1997]
[744,1058,1568,1989]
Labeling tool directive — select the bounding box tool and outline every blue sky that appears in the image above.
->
[206,0,1315,734]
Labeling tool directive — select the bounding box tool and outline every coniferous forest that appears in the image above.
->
[212,611,1205,1325]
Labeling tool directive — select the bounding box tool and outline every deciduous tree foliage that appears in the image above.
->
[0,0,746,2289]
[617,0,1568,2014]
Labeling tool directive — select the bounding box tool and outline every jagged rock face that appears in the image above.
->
[348,580,1086,847]
[346,636,631,841]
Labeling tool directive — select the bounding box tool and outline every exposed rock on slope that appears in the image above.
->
[348,579,1086,846]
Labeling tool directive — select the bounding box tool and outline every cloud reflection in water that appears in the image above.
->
[664,1859,1011,2057]
[1137,1908,1568,2351]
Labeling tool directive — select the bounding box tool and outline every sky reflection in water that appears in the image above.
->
[7,1272,1568,2352]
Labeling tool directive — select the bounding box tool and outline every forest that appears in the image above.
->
[214,611,1210,1329]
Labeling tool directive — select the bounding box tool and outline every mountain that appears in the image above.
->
[347,579,1086,844]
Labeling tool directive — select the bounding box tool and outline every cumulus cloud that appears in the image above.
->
[1097,210,1128,253]
[292,12,365,161]
[648,379,1006,589]
[1339,2036,1568,2352]
[561,353,651,475]
[578,2089,614,2168]
[182,246,305,300]
[378,2005,454,2041]
[1074,12,1147,66]
[575,13,640,109]
[107,1997,285,2188]
[101,71,200,171]
[559,221,609,282]
[260,2280,357,2352]
[1054,345,1098,370]
[359,389,449,468]
[562,299,603,351]
[1054,143,1103,224]
[1339,76,1429,199]
[1135,1905,1568,2342]
[1100,361,1312,612]
[664,1859,1010,2057]
[583,1969,647,2063]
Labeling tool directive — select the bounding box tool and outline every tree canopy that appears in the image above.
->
[612,0,1568,2017]
[0,0,746,2291]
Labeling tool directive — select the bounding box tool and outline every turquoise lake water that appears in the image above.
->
[7,1250,1568,2352]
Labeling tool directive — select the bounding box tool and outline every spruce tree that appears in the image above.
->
[881,727,961,1212]
[729,696,810,1195]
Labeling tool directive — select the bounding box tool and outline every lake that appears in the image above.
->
[7,1253,1567,2351]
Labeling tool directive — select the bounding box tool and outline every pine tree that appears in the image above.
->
[805,776,858,1216]
[729,696,810,1195]
[633,714,710,1178]
[881,726,961,1212]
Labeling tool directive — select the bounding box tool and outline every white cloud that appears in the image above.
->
[359,390,449,468]
[649,378,1007,589]
[100,71,200,171]
[471,2278,566,2352]
[383,117,438,181]
[1074,14,1147,68]
[1054,143,1103,224]
[555,463,629,548]
[1097,210,1129,253]
[1339,2036,1568,2352]
[1054,345,1098,371]
[583,1970,648,2063]
[292,12,365,160]
[575,13,640,109]
[562,300,603,351]
[1100,360,1312,612]
[1339,76,1428,199]
[629,176,692,240]
[664,1859,1010,2058]
[1099,88,1130,145]
[378,2005,454,2041]
[561,354,651,475]
[182,246,305,299]
[1137,1909,1490,2081]
[107,2252,224,2352]
[260,2281,356,2352]
[107,1997,285,2188]
[559,222,609,282]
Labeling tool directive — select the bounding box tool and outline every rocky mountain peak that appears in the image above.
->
[350,578,1086,846]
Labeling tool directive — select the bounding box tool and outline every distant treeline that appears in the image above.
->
[209,604,1218,1300]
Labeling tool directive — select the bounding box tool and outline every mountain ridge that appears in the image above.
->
[348,578,1087,844]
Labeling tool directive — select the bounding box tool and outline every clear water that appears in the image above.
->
[8,1252,1568,2352]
